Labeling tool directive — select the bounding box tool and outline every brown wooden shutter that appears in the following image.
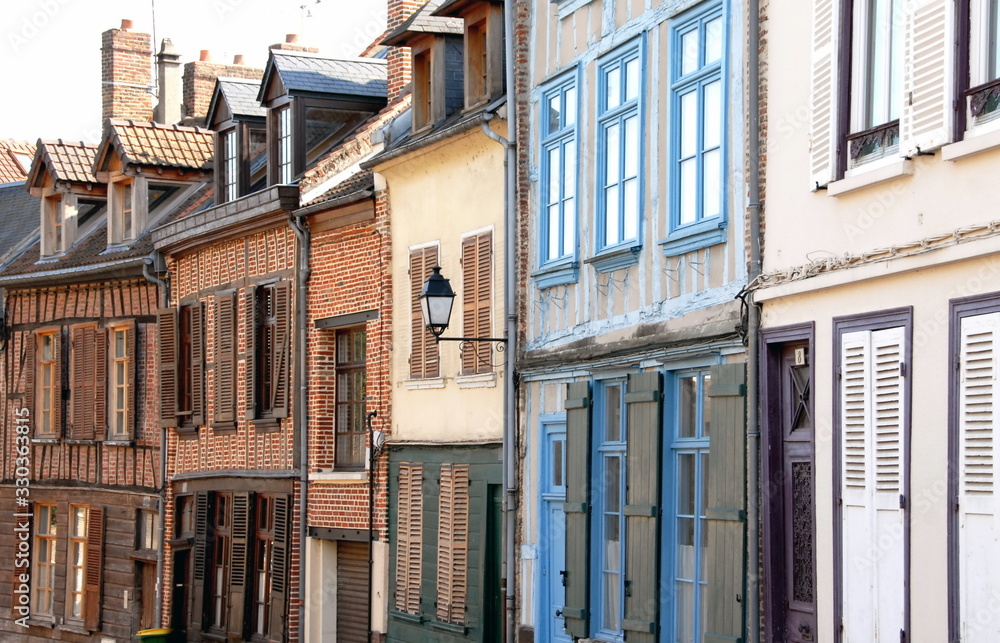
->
[563,381,591,638]
[10,504,31,619]
[190,491,210,632]
[244,287,258,420]
[24,332,35,431]
[622,371,663,640]
[190,303,205,426]
[53,330,63,437]
[271,282,291,418]
[409,251,426,380]
[215,294,237,424]
[422,249,440,378]
[94,328,107,440]
[437,464,470,624]
[157,309,179,428]
[126,320,136,438]
[228,491,251,638]
[268,494,290,642]
[475,232,492,373]
[461,238,478,375]
[70,327,87,440]
[84,506,104,631]
[395,464,423,615]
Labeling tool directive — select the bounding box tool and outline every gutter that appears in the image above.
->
[287,212,311,641]
[746,0,763,638]
[141,252,169,630]
[0,256,146,287]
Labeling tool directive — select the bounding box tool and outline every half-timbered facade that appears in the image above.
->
[516,0,750,640]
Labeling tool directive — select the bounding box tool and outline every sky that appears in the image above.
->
[0,0,388,144]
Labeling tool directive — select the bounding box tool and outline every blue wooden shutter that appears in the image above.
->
[705,363,747,643]
[622,371,663,640]
[563,380,591,638]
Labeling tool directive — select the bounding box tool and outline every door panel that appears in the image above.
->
[541,425,571,643]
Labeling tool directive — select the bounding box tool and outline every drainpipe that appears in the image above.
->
[143,252,169,628]
[746,0,763,638]
[288,213,311,640]
[482,0,518,631]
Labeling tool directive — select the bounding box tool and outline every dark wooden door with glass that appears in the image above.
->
[765,342,817,642]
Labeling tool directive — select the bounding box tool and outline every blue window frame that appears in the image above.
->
[665,3,727,255]
[540,75,579,267]
[597,41,644,254]
[666,370,712,642]
[591,380,627,641]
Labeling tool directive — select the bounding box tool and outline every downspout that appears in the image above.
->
[482,0,518,630]
[288,213,311,640]
[143,252,169,628]
[746,0,763,638]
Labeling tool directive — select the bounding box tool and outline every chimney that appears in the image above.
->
[154,38,182,125]
[385,0,422,101]
[268,33,320,53]
[101,19,154,124]
[181,55,264,127]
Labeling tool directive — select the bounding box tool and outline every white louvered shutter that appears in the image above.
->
[900,0,952,156]
[841,330,875,641]
[959,312,1000,642]
[840,327,907,642]
[809,0,839,188]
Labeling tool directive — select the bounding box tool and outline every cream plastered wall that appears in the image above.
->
[375,125,506,444]
[525,0,748,351]
[758,255,1000,643]
[763,0,1000,277]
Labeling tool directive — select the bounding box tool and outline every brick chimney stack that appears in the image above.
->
[101,19,154,124]
[268,33,320,53]
[385,0,422,101]
[181,54,264,127]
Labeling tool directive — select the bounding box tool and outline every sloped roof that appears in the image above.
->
[0,181,40,268]
[310,168,374,205]
[382,0,464,46]
[0,182,213,281]
[99,120,214,172]
[215,77,267,119]
[29,139,99,187]
[260,50,388,100]
[0,140,36,183]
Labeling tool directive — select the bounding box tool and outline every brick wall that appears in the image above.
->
[101,22,153,124]
[182,58,264,127]
[385,0,422,101]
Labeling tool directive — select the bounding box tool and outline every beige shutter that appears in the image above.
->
[475,232,492,373]
[900,0,952,156]
[958,312,1000,641]
[395,464,423,615]
[436,464,469,624]
[809,0,840,188]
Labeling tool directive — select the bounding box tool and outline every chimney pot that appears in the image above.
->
[121,18,133,30]
[199,49,211,62]
[233,54,245,65]
[286,33,299,44]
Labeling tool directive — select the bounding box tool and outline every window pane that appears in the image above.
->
[605,123,621,184]
[624,115,639,178]
[680,91,698,158]
[605,185,620,244]
[552,439,564,488]
[605,385,621,442]
[548,147,561,204]
[564,87,577,125]
[604,572,621,629]
[547,204,560,260]
[678,453,696,515]
[604,456,620,513]
[705,17,723,64]
[623,178,639,241]
[606,67,621,109]
[703,148,721,220]
[679,159,697,225]
[679,376,697,437]
[42,335,53,360]
[73,507,86,537]
[703,80,722,149]
[676,581,694,642]
[563,196,575,256]
[703,375,712,436]
[547,94,561,133]
[625,57,639,101]
[116,329,127,357]
[681,29,699,75]
[563,140,576,198]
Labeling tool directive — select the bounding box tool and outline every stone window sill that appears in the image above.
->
[457,372,497,389]
[404,377,446,390]
[585,244,641,273]
[309,471,368,483]
[827,159,913,197]
[942,127,1000,161]
[532,260,579,289]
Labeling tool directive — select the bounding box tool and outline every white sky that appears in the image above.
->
[0,0,388,144]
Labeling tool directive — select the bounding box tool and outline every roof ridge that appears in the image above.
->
[272,49,388,65]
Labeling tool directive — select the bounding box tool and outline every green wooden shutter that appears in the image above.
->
[228,491,251,638]
[623,371,663,639]
[190,491,210,633]
[705,363,747,643]
[563,380,591,638]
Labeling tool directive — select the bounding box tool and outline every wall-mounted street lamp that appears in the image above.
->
[419,266,508,346]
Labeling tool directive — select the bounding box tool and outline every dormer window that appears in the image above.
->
[109,177,189,246]
[119,182,133,240]
[222,129,238,202]
[42,195,64,256]
[209,78,270,204]
[461,4,503,109]
[276,106,293,184]
[409,35,465,133]
[39,193,107,258]
[414,45,434,130]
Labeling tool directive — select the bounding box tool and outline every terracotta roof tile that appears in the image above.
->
[0,140,36,183]
[106,120,214,171]
[34,140,99,185]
